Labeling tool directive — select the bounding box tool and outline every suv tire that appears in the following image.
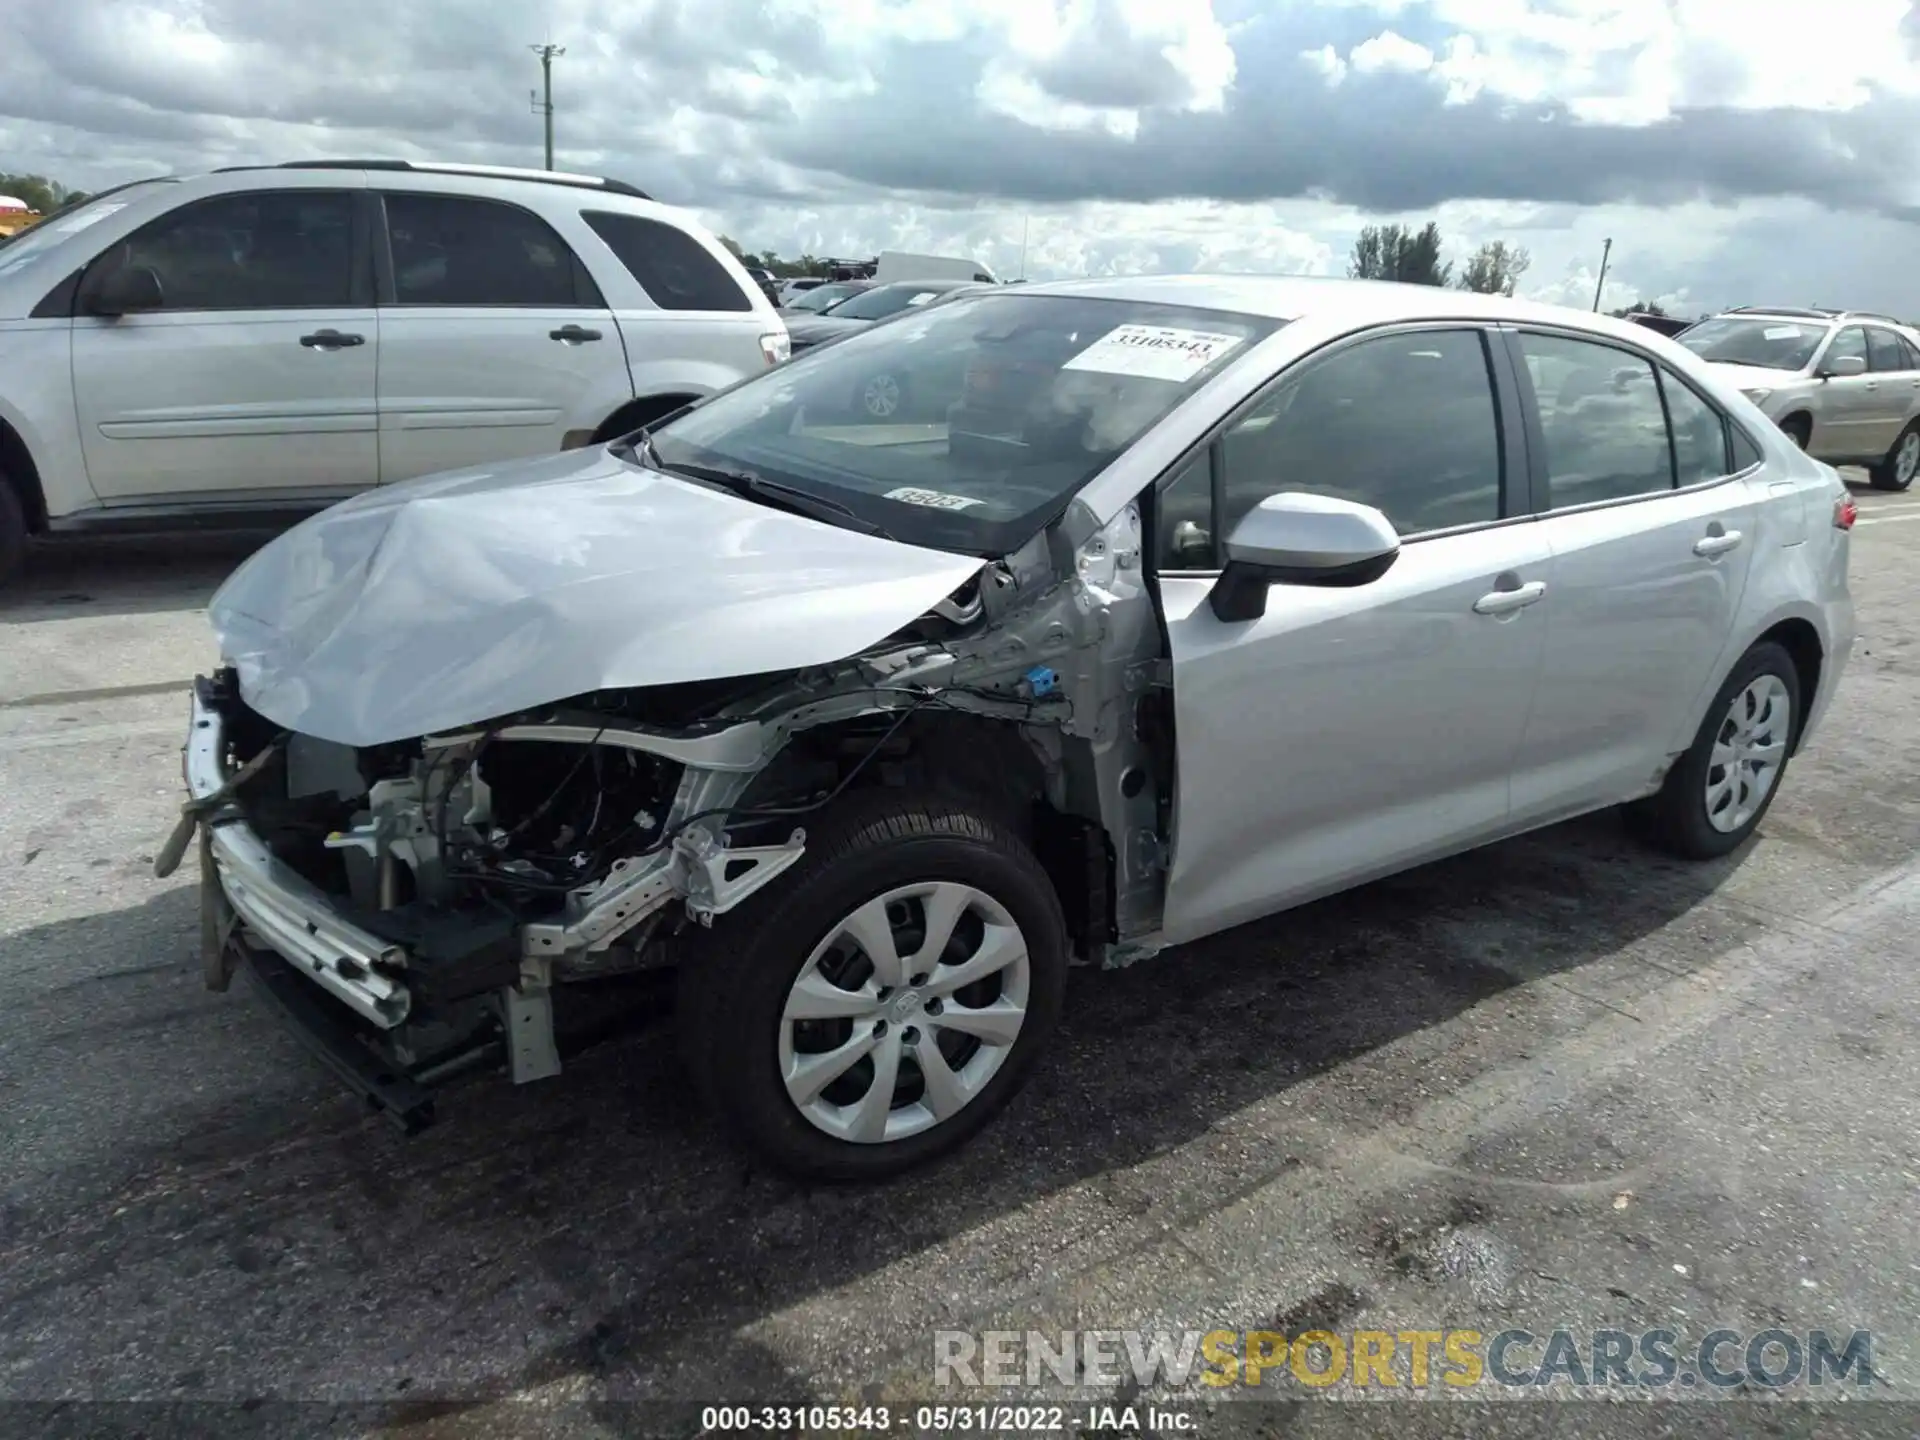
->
[0,476,27,587]
[1869,419,1920,492]
[676,790,1068,1180]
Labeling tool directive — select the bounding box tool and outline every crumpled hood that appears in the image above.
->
[209,447,984,747]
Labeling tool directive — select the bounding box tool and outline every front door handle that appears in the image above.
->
[550,324,603,343]
[1694,530,1744,557]
[299,329,365,349]
[1473,579,1547,615]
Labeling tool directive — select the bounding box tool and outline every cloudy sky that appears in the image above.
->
[4,0,1920,316]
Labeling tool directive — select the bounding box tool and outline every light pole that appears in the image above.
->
[530,43,565,171]
[1591,236,1613,312]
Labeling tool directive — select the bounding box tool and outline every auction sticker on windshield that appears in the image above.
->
[885,487,984,510]
[1764,326,1806,340]
[1063,324,1245,382]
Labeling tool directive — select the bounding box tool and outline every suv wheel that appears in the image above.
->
[1779,414,1812,451]
[676,791,1068,1180]
[1870,420,1920,492]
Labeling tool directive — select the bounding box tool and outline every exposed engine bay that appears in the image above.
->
[185,500,1174,1108]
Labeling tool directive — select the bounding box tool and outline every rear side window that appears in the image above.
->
[585,212,750,311]
[1901,335,1920,370]
[1731,425,1764,471]
[1659,371,1732,486]
[1519,332,1672,508]
[383,193,593,308]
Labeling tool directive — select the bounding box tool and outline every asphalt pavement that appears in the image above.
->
[3,486,1920,1438]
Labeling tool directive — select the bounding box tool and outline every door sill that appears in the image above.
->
[46,495,355,536]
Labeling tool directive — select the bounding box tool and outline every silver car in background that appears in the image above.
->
[1678,306,1920,490]
[166,277,1854,1178]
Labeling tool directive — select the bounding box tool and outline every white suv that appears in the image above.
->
[0,160,790,582]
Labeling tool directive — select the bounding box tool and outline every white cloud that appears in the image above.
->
[1348,31,1436,76]
[1300,44,1348,85]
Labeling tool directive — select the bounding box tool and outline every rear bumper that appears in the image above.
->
[185,679,412,1028]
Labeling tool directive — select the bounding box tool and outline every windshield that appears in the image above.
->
[0,181,167,276]
[1678,317,1828,371]
[791,283,867,313]
[641,292,1280,556]
[826,284,956,322]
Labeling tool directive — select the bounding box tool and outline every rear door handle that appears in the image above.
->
[1473,579,1547,615]
[299,329,364,349]
[550,324,603,343]
[1694,530,1744,557]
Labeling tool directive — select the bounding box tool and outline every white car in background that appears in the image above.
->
[1677,307,1920,491]
[0,160,789,583]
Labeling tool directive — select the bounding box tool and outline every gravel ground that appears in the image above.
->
[3,485,1919,1439]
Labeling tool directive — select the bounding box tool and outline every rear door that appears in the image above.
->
[1505,328,1759,825]
[70,186,378,502]
[372,191,628,483]
[1158,325,1551,944]
[1865,325,1920,451]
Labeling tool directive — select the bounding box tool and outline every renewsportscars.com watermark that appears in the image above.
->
[934,1327,1878,1392]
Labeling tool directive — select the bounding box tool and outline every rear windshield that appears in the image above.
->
[641,292,1280,556]
[1678,317,1827,372]
[826,284,958,322]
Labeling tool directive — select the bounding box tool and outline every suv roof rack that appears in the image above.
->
[213,159,652,201]
[1721,305,1834,320]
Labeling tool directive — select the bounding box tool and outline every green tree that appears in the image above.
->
[1608,300,1668,318]
[1347,221,1451,287]
[1456,240,1531,296]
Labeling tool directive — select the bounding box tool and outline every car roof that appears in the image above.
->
[1006,273,1669,333]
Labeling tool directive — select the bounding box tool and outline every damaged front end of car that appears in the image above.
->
[167,497,1172,1130]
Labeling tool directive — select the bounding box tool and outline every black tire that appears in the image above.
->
[1778,414,1811,451]
[0,476,26,588]
[1628,640,1802,860]
[1869,419,1920,492]
[675,790,1068,1180]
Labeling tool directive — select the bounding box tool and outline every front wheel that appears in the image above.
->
[1870,420,1920,492]
[1628,640,1801,859]
[676,792,1068,1180]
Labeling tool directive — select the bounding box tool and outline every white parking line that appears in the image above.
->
[1855,511,1920,527]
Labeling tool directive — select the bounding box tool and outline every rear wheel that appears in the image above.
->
[676,792,1068,1180]
[0,477,26,588]
[1869,420,1920,492]
[1629,640,1801,859]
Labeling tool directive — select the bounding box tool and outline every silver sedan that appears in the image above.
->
[169,275,1855,1178]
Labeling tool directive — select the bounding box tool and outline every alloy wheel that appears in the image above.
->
[1897,431,1919,486]
[779,881,1031,1144]
[1704,674,1792,834]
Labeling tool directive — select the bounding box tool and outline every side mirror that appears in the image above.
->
[1208,492,1400,623]
[1821,353,1866,379]
[83,265,164,318]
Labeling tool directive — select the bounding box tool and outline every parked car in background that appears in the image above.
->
[1623,311,1691,338]
[169,276,1852,1178]
[777,277,830,306]
[0,159,790,584]
[784,279,979,354]
[1677,306,1920,490]
[786,280,988,418]
[782,279,874,316]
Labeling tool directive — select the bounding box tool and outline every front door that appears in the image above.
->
[1158,326,1549,945]
[1811,325,1878,461]
[1504,329,1758,823]
[373,191,628,483]
[71,188,378,503]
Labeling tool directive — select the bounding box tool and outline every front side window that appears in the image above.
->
[643,293,1279,556]
[582,211,750,312]
[1867,327,1909,373]
[1520,332,1672,508]
[383,193,585,307]
[89,190,354,311]
[1677,317,1827,372]
[1822,326,1868,371]
[1155,328,1503,568]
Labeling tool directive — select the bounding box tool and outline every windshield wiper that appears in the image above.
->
[628,435,894,540]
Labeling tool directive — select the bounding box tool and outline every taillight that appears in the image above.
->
[1834,496,1857,530]
[759,331,790,366]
